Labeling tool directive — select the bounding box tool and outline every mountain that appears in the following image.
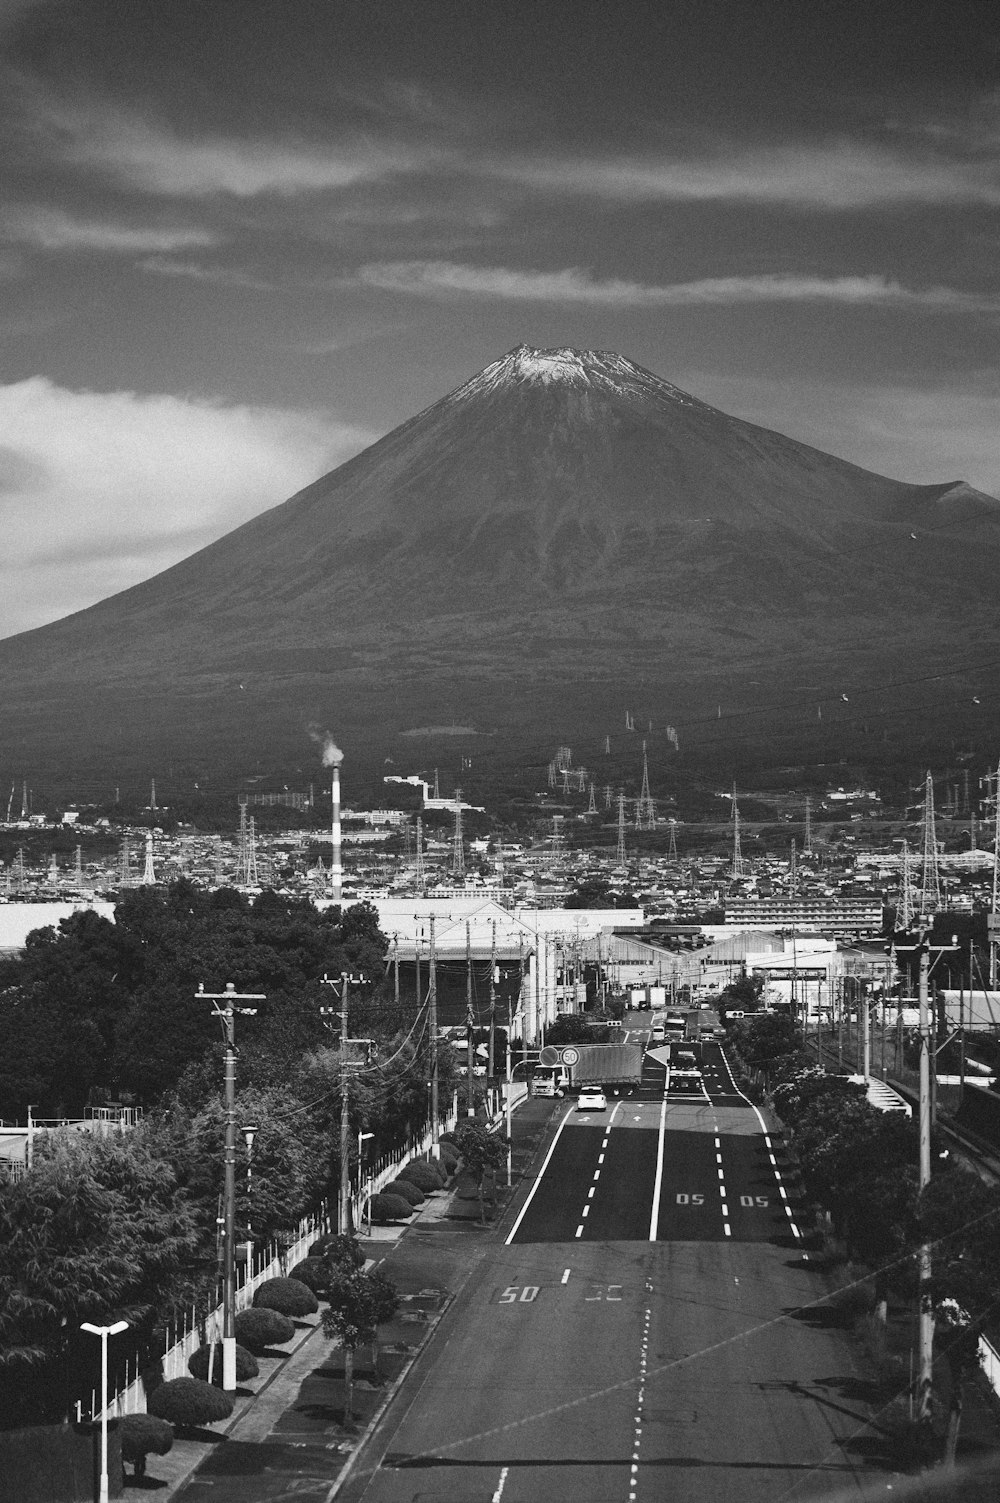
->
[2,344,999,796]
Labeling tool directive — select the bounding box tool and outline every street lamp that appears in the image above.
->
[357,1131,375,1233]
[242,1124,258,1272]
[81,1319,129,1503]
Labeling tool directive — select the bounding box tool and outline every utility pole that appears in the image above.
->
[917,943,933,1433]
[466,920,475,1116]
[198,983,265,1392]
[427,915,439,1158]
[392,934,400,1010]
[488,919,497,1113]
[320,973,371,1236]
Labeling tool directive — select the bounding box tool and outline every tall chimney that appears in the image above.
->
[331,762,343,903]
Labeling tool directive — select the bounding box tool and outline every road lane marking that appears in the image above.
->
[718,1045,805,1247]
[648,1093,668,1240]
[587,1186,595,1198]
[582,1204,590,1216]
[575,1225,583,1238]
[491,1465,509,1502]
[561,1268,571,1283]
[505,1103,574,1245]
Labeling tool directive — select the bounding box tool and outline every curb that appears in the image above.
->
[321,1292,454,1503]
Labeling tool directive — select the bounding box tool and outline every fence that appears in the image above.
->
[92,1109,456,1420]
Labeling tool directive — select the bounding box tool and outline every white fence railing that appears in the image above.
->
[93,1112,456,1420]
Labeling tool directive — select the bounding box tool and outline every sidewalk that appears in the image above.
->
[137,1099,558,1503]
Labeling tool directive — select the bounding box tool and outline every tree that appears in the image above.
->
[546,1016,611,1046]
[728,1013,801,1077]
[454,1122,508,1225]
[917,1169,1000,1465]
[0,1127,199,1428]
[718,973,763,1015]
[321,1268,399,1423]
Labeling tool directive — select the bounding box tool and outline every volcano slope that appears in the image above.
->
[1,344,999,791]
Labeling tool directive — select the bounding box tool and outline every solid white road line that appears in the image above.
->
[648,1094,668,1241]
[491,1465,509,1502]
[504,1104,574,1245]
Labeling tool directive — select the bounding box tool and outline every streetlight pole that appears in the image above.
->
[357,1130,374,1232]
[81,1319,129,1503]
[242,1124,258,1273]
[198,983,264,1392]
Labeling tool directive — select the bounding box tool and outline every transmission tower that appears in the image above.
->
[415,816,425,891]
[616,791,627,866]
[141,831,156,885]
[236,799,249,883]
[433,768,440,799]
[895,839,915,931]
[118,835,133,888]
[560,768,571,796]
[604,735,611,754]
[150,777,157,812]
[586,782,597,815]
[667,821,678,860]
[636,745,655,830]
[604,785,613,809]
[12,846,26,895]
[547,761,556,788]
[730,782,746,879]
[245,816,260,886]
[451,791,465,877]
[916,771,941,919]
[789,838,797,894]
[804,796,812,855]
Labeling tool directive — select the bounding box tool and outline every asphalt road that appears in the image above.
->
[338,1023,891,1503]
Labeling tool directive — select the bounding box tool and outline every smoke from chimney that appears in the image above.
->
[308,725,344,767]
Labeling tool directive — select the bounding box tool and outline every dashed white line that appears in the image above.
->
[491,1465,509,1503]
[561,1268,571,1284]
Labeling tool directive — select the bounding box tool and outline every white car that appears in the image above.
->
[577,1090,608,1112]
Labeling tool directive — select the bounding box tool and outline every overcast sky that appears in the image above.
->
[1,0,998,636]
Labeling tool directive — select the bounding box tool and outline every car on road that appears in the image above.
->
[577,1090,608,1112]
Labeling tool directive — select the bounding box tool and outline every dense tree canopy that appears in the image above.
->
[0,884,389,1116]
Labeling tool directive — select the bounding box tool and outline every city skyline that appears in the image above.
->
[1,0,998,636]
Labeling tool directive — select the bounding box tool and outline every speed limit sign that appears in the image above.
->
[561,1047,580,1067]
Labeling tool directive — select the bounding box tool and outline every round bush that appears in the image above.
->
[308,1233,365,1271]
[252,1276,319,1318]
[288,1257,330,1294]
[147,1377,234,1428]
[436,1142,460,1168]
[398,1161,445,1193]
[384,1178,425,1206]
[120,1413,173,1475]
[369,1192,414,1224]
[234,1305,296,1354]
[438,1131,457,1146]
[187,1342,259,1384]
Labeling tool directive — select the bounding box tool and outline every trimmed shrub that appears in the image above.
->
[398,1161,445,1193]
[385,1178,425,1206]
[289,1257,330,1294]
[439,1131,457,1146]
[252,1276,319,1318]
[308,1233,365,1271]
[234,1305,296,1353]
[147,1377,234,1428]
[187,1342,259,1384]
[120,1413,173,1477]
[369,1193,414,1224]
[436,1142,460,1168]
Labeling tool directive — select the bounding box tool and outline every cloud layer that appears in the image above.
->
[355,261,997,312]
[0,380,372,636]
